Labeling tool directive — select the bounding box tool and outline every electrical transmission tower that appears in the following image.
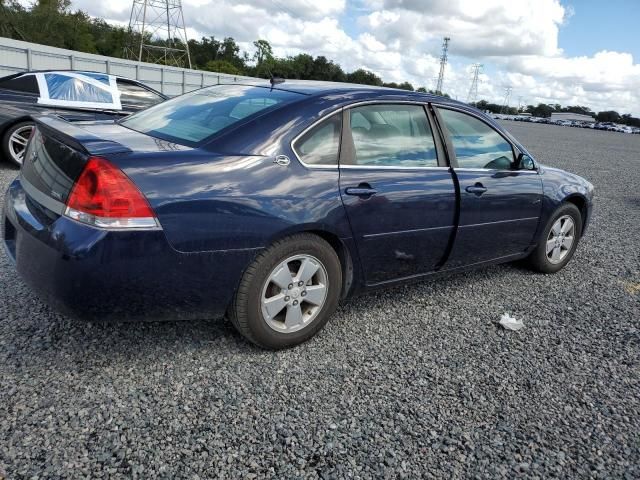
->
[466,63,482,103]
[435,37,450,95]
[500,86,513,113]
[124,0,192,68]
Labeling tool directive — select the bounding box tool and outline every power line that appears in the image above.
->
[124,0,192,68]
[435,37,450,95]
[466,63,481,103]
[500,86,513,113]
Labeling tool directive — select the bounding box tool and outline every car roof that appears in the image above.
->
[228,79,465,106]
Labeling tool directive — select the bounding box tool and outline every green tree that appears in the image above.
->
[253,39,273,66]
[595,111,621,123]
[204,59,242,75]
[0,0,27,39]
[346,69,383,86]
[526,103,554,118]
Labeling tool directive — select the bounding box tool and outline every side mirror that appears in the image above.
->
[516,153,536,171]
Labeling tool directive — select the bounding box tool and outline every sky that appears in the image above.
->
[25,0,640,115]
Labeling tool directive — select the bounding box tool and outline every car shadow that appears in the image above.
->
[0,242,542,372]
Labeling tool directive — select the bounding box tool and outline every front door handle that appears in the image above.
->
[345,184,377,197]
[465,183,488,195]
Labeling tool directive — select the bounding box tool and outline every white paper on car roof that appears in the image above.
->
[34,71,122,110]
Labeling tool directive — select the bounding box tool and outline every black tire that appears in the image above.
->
[2,121,34,167]
[527,203,583,273]
[229,233,342,349]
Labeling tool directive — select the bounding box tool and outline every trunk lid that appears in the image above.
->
[20,115,189,211]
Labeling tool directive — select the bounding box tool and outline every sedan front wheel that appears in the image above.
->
[527,203,583,273]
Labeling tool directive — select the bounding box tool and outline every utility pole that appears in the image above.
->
[466,63,482,103]
[435,37,450,95]
[500,86,513,114]
[124,0,192,68]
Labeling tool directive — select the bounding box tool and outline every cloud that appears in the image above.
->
[361,0,566,57]
[18,0,640,115]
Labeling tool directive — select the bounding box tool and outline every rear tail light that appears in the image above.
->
[64,157,160,230]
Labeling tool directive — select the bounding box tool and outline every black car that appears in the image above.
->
[0,70,166,166]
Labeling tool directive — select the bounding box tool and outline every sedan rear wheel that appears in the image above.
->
[261,254,329,334]
[229,234,342,349]
[2,121,34,167]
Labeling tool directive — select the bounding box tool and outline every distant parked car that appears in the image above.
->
[3,81,594,348]
[0,70,167,166]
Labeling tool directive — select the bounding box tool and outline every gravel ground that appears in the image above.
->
[0,122,638,479]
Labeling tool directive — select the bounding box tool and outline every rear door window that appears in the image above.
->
[346,104,438,167]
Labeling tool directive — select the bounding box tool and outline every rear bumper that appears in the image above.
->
[3,177,260,321]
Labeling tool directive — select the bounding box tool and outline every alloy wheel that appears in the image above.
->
[546,215,575,264]
[8,125,33,165]
[260,254,329,333]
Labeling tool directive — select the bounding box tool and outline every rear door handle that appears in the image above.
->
[345,185,377,197]
[465,183,487,195]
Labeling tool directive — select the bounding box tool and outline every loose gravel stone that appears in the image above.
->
[0,122,638,479]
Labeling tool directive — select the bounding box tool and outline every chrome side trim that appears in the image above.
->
[342,99,429,107]
[363,225,453,239]
[454,167,539,174]
[340,164,449,171]
[459,216,539,228]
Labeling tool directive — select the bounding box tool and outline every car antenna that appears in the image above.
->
[269,73,285,90]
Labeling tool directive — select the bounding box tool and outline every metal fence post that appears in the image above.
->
[182,70,186,94]
[70,54,76,70]
[26,48,32,71]
[106,60,111,74]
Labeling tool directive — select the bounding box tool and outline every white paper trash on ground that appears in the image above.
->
[499,313,524,331]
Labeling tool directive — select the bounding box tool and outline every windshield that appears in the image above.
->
[120,84,303,146]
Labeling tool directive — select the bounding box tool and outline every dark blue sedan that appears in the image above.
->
[2,81,594,348]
